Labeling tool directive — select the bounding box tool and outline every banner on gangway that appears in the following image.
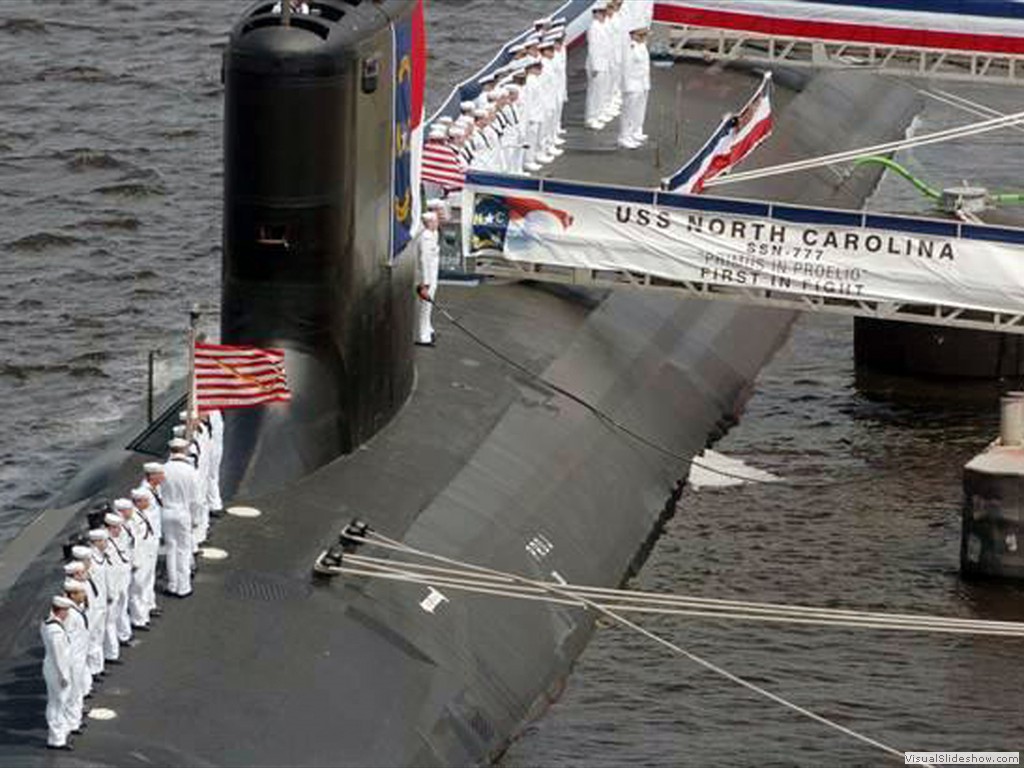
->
[463,174,1024,316]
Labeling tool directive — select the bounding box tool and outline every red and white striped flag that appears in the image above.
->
[194,342,291,412]
[663,72,773,194]
[421,137,466,191]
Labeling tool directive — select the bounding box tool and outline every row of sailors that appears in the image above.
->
[586,0,654,144]
[40,410,221,750]
[422,6,654,188]
[424,17,569,182]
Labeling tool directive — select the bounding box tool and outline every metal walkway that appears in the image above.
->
[469,253,1024,335]
[462,170,1024,336]
[659,27,1024,86]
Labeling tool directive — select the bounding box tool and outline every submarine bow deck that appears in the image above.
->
[0,12,923,767]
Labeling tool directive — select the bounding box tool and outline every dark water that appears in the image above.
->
[501,77,1024,768]
[3,2,1024,765]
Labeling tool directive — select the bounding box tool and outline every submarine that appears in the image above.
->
[0,1,923,765]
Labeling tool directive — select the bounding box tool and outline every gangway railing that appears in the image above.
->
[468,253,1024,334]
[659,27,1024,86]
[461,172,1024,335]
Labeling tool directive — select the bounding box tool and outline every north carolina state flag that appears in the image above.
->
[392,0,427,259]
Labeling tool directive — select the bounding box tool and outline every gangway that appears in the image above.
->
[653,0,1024,86]
[660,27,1024,86]
[468,253,1024,335]
[461,173,1024,336]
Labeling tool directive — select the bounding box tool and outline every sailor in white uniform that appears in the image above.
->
[61,578,89,737]
[205,408,224,518]
[502,83,526,174]
[63,560,93,701]
[637,0,655,28]
[585,2,611,129]
[41,595,75,750]
[474,72,496,110]
[605,0,625,121]
[163,437,201,597]
[538,41,563,160]
[618,23,651,149]
[136,461,165,615]
[426,197,449,224]
[85,530,109,677]
[103,512,132,660]
[415,210,441,347]
[178,410,211,546]
[272,0,309,13]
[545,28,568,143]
[468,108,495,171]
[522,57,547,170]
[128,487,158,630]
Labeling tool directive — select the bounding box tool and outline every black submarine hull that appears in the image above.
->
[0,1,922,764]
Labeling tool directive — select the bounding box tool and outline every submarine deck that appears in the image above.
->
[0,46,923,767]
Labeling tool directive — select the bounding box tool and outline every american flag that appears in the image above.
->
[194,342,291,412]
[421,137,466,191]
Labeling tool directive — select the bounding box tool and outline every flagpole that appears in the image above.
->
[186,304,200,441]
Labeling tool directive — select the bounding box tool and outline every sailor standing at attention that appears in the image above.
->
[522,57,547,170]
[585,2,610,130]
[502,83,526,174]
[128,487,158,630]
[619,24,651,149]
[63,560,94,700]
[415,210,441,347]
[103,512,133,661]
[604,1,624,122]
[85,530,109,678]
[538,41,563,160]
[474,72,497,110]
[138,462,165,534]
[61,579,89,738]
[163,437,200,597]
[42,595,75,751]
[272,0,309,13]
[180,409,211,546]
[546,27,568,143]
[200,406,224,520]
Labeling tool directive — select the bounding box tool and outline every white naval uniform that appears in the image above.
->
[205,410,224,513]
[523,73,545,167]
[554,46,568,136]
[637,0,655,28]
[415,228,440,344]
[482,124,504,172]
[508,103,526,173]
[162,454,201,596]
[474,88,492,111]
[104,529,132,659]
[64,604,89,732]
[86,550,108,676]
[191,426,211,546]
[540,57,559,154]
[137,483,163,614]
[585,17,611,124]
[128,506,158,626]
[468,129,494,171]
[498,104,518,173]
[620,38,651,145]
[607,12,625,115]
[41,617,72,747]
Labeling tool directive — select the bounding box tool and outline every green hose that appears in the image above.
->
[991,193,1024,205]
[854,156,942,200]
[855,156,1024,207]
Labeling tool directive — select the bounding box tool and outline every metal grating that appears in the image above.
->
[225,571,313,602]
